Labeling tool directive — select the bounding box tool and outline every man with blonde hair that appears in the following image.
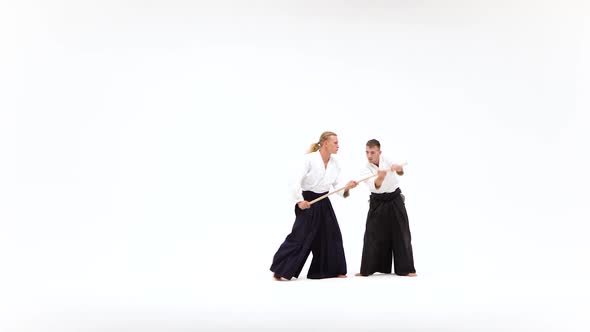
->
[270,131,358,281]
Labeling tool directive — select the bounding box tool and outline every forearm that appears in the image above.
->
[374,177,384,189]
[343,189,350,198]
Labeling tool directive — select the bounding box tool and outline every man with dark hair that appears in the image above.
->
[356,139,417,277]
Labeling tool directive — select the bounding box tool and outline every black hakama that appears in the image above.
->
[270,191,347,280]
[359,188,416,276]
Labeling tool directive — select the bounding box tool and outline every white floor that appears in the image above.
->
[3,270,589,331]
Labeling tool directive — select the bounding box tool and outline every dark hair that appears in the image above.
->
[366,139,381,149]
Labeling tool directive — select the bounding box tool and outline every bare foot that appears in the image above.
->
[406,273,418,277]
[272,274,289,281]
[337,274,347,278]
[355,273,368,277]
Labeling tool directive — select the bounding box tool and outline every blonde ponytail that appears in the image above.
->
[305,131,337,154]
[306,142,320,153]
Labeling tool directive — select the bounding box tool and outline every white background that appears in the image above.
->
[1,0,589,331]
